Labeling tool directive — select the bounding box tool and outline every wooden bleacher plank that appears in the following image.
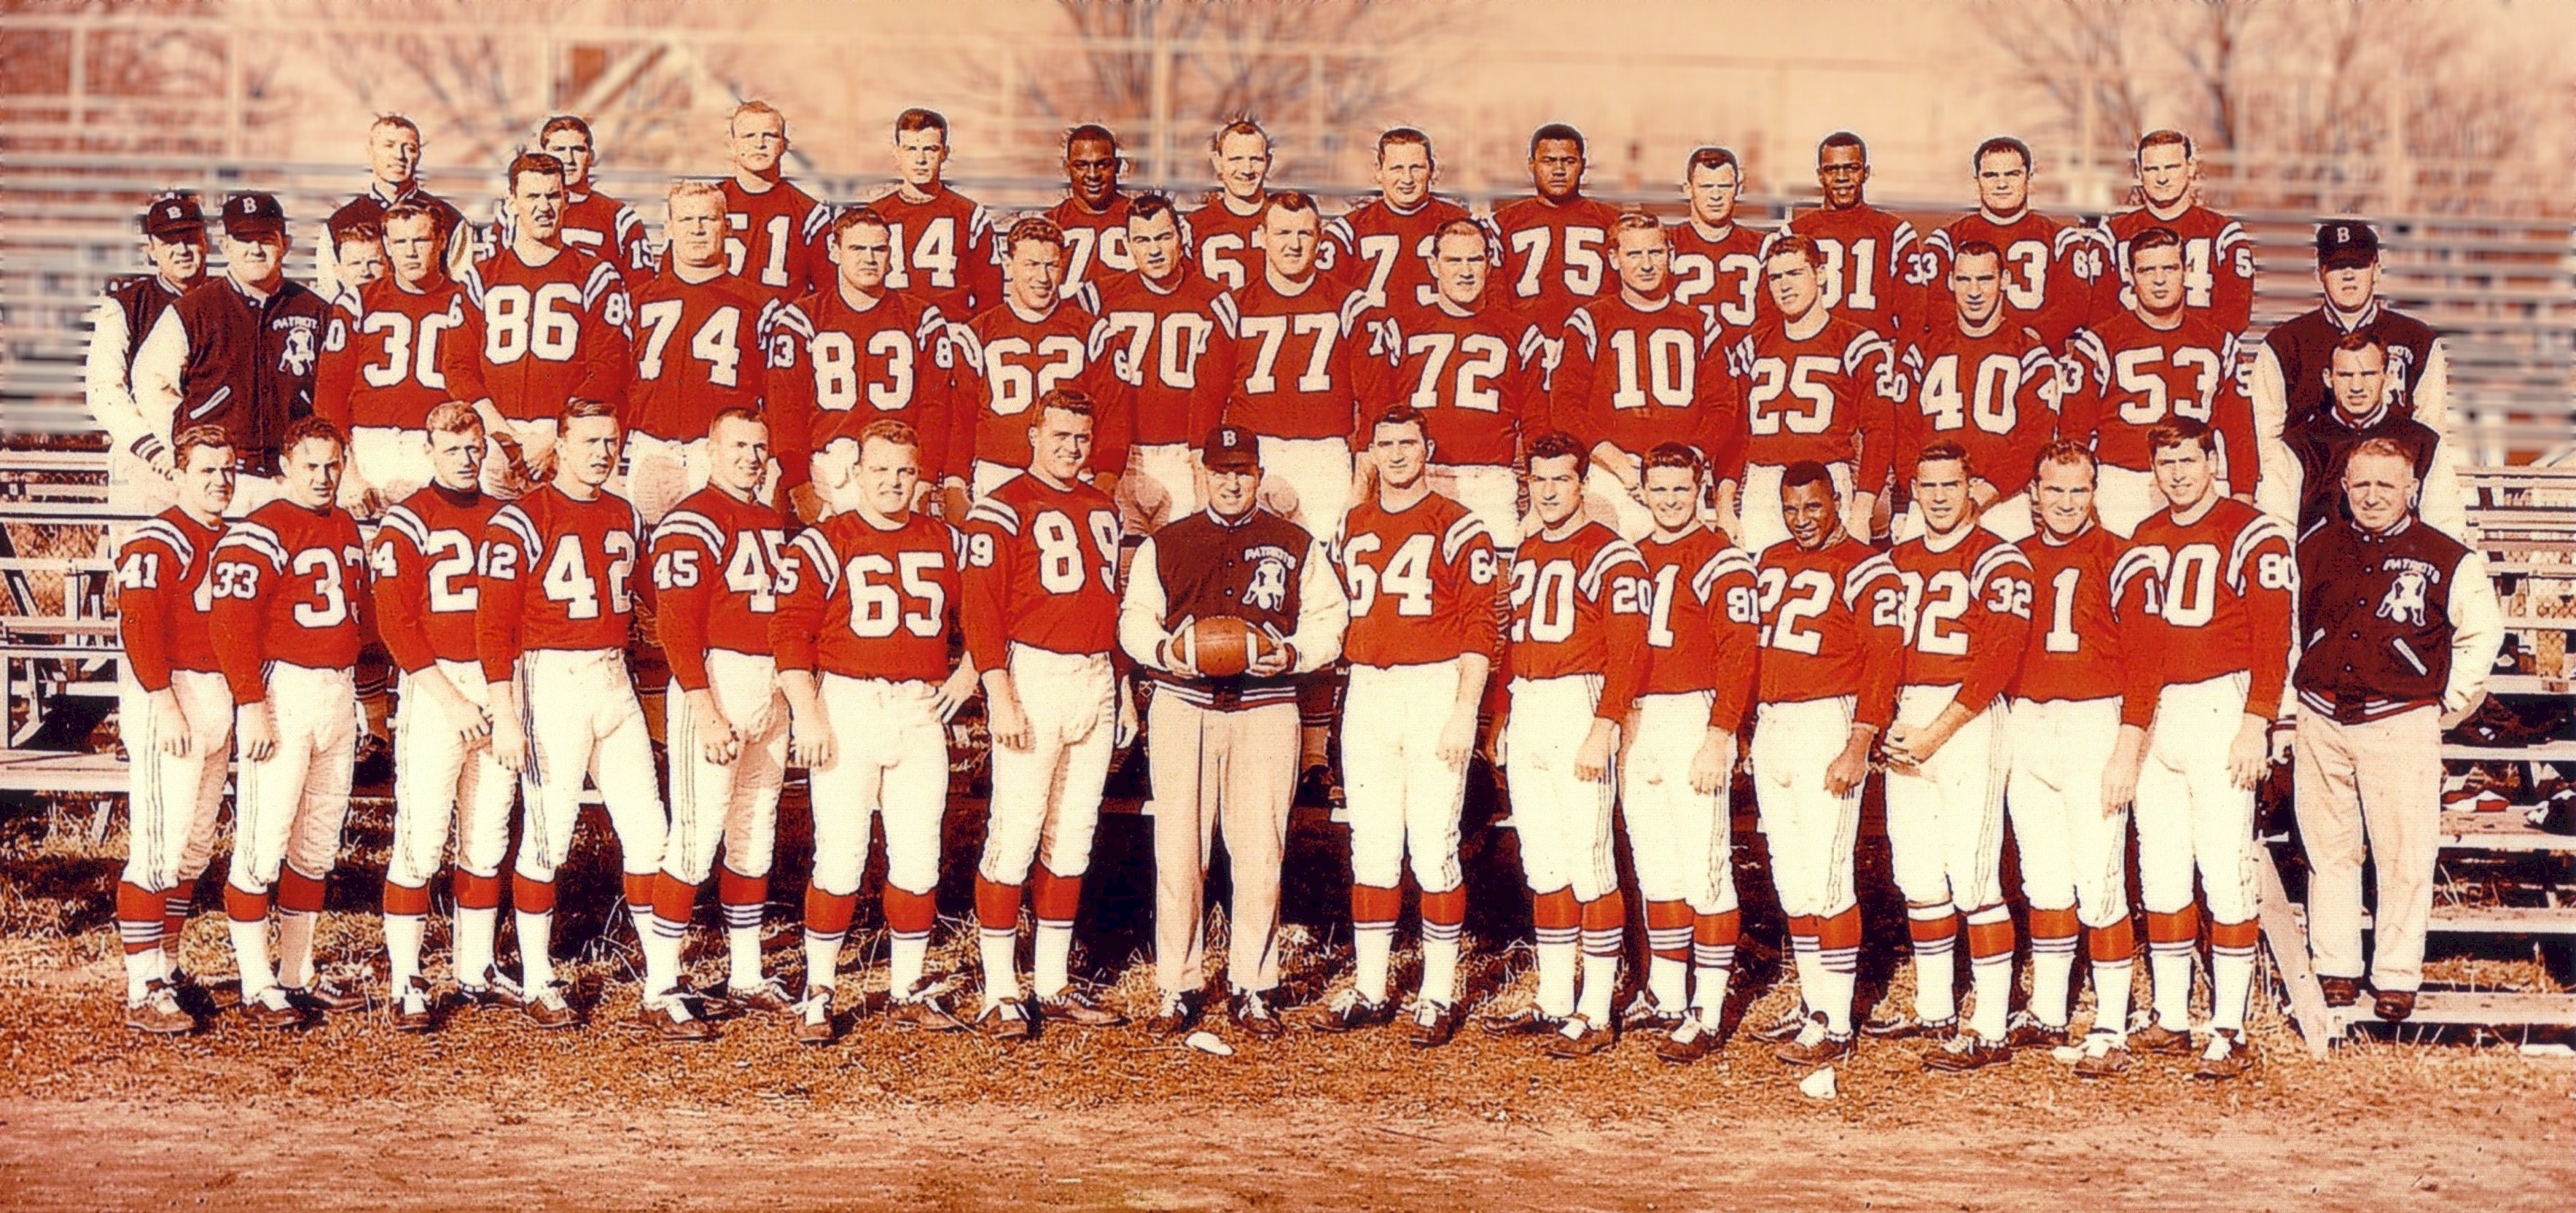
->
[2257,844,2342,1057]
[2440,810,2576,852]
[2329,992,2576,1031]
[2443,741,2576,762]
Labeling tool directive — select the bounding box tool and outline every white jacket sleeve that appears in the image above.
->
[2414,338,2452,434]
[125,306,190,458]
[2421,437,2472,542]
[1284,534,1350,674]
[86,296,156,459]
[1117,537,1176,670]
[2249,342,2300,523]
[2442,550,2504,713]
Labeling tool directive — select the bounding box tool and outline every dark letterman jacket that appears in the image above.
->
[2294,513,2475,723]
[2284,399,2444,534]
[2265,302,2440,430]
[154,276,330,474]
[1121,504,1345,711]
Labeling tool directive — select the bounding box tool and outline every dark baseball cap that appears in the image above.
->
[140,194,206,239]
[1201,424,1260,471]
[220,192,287,240]
[2316,219,2379,268]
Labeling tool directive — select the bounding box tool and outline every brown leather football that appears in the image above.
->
[1187,616,1261,677]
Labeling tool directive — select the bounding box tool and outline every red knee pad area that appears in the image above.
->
[512,874,559,916]
[2209,918,2262,951]
[276,867,329,915]
[1029,867,1082,924]
[2146,905,2201,945]
[223,883,270,924]
[882,885,937,935]
[381,880,434,917]
[2089,916,2136,962]
[651,873,701,924]
[804,888,859,937]
[1531,888,1580,932]
[1418,886,1467,928]
[975,877,1023,929]
[452,870,504,910]
[1693,909,1741,948]
[1351,884,1404,926]
[718,867,768,910]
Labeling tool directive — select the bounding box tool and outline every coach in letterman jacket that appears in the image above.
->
[1120,424,1348,1029]
[2290,436,2500,1023]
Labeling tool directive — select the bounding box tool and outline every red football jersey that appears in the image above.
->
[1895,324,2061,498]
[762,284,953,493]
[1222,273,1388,442]
[455,246,633,422]
[116,508,225,690]
[1044,193,1135,300]
[1920,211,2115,348]
[372,485,500,673]
[1668,220,1771,333]
[1726,314,1904,486]
[648,485,791,689]
[1189,191,1342,292]
[774,510,964,684]
[1090,268,1239,449]
[942,289,1120,480]
[1336,490,1502,668]
[2100,203,2255,337]
[2117,496,2296,721]
[475,485,644,681]
[2015,521,2157,716]
[626,267,775,442]
[1753,534,1900,728]
[1488,195,1622,335]
[719,177,832,308]
[868,184,1002,321]
[1636,524,1760,729]
[208,500,369,702]
[2061,310,2257,483]
[1507,520,1651,720]
[1327,194,1478,325]
[315,276,475,432]
[1377,300,1547,468]
[1553,292,1739,459]
[1773,203,1924,340]
[1874,528,2034,711]
[959,473,1122,668]
[559,190,655,285]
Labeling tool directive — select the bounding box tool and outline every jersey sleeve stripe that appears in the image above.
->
[964,499,1021,537]
[378,506,429,551]
[1578,539,1647,597]
[1440,514,1494,564]
[580,260,620,308]
[649,510,725,555]
[2109,546,2166,606]
[128,519,193,566]
[789,530,840,592]
[2226,515,2295,590]
[1692,549,1757,601]
[1841,552,1899,609]
[491,506,540,553]
[1843,332,1892,375]
[1969,545,2033,595]
[771,305,816,340]
[213,525,288,570]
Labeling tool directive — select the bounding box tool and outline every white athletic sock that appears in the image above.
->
[122,949,161,1002]
[1419,927,1461,1007]
[1813,961,1856,1036]
[2150,949,2193,1029]
[1913,945,1956,1024]
[2211,948,2255,1033]
[643,913,688,999]
[454,906,498,983]
[979,927,1021,1003]
[1691,940,1737,1025]
[1970,954,2013,1040]
[889,932,928,996]
[1354,923,1396,1004]
[2031,943,2077,1029]
[1647,954,1688,1015]
[1534,936,1577,1019]
[1788,940,1822,1019]
[229,917,275,996]
[803,930,844,996]
[383,913,426,989]
[1032,921,1074,997]
[1577,949,1620,1023]
[722,898,765,990]
[276,910,319,989]
[518,910,555,989]
[2092,960,2135,1041]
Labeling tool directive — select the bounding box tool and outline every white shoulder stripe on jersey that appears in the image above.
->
[1577,539,1647,598]
[1564,307,1599,358]
[378,505,430,551]
[789,530,840,593]
[1891,219,1919,246]
[128,518,193,566]
[1843,331,1892,375]
[1842,551,1900,609]
[1691,548,1757,601]
[491,506,541,553]
[1924,227,1956,257]
[943,520,968,569]
[1440,513,1493,565]
[800,203,835,242]
[1968,543,2033,596]
[1209,291,1241,336]
[2109,545,2168,606]
[650,510,726,555]
[580,260,621,308]
[913,305,948,343]
[213,526,288,570]
[770,305,816,340]
[2226,514,2295,591]
[965,499,1021,537]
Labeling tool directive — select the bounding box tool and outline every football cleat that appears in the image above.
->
[2319,975,2362,1007]
[1228,990,1284,1040]
[794,986,837,1046]
[1147,989,1204,1038]
[1036,987,1126,1028]
[2072,1031,2133,1079]
[2191,1029,2255,1081]
[391,976,434,1033]
[1545,1013,1615,1058]
[1655,1015,1720,1064]
[239,986,311,1031]
[975,996,1034,1042]
[453,970,526,1010]
[1303,988,1397,1034]
[2128,1021,2194,1056]
[1921,1032,2013,1072]
[2002,1010,2067,1050]
[1477,1005,1566,1038]
[719,976,796,1015]
[2374,989,2416,1021]
[122,981,197,1035]
[886,986,968,1033]
[282,978,367,1014]
[1771,1015,1856,1066]
[165,966,230,1016]
[1747,1002,1812,1042]
[1408,1000,1459,1049]
[522,981,580,1030]
[1860,1007,1956,1040]
[639,995,716,1042]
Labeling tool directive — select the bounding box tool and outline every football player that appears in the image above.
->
[717,101,832,308]
[112,424,235,1034]
[1328,127,1477,327]
[316,114,470,302]
[1865,440,2034,1069]
[1668,146,1768,333]
[332,226,389,294]
[2112,418,2295,1080]
[1043,123,1134,299]
[1719,235,1902,550]
[626,180,776,524]
[372,405,512,1029]
[774,419,980,1042]
[1221,192,1385,539]
[1892,239,2060,541]
[871,107,1002,319]
[515,115,655,284]
[1773,131,1922,341]
[208,417,372,1027]
[316,203,474,517]
[1746,461,1900,1070]
[2060,227,2259,535]
[1093,191,1238,535]
[454,151,633,499]
[1623,443,1758,1063]
[941,216,1120,512]
[1381,217,1546,547]
[1488,123,1621,335]
[89,193,208,518]
[1486,431,1651,1058]
[2008,440,2156,1078]
[1314,406,1500,1045]
[643,408,795,1039]
[959,389,1132,1040]
[767,206,955,520]
[2101,129,2251,337]
[1918,136,2114,349]
[478,399,666,1030]
[1191,118,1283,290]
[1550,211,1738,539]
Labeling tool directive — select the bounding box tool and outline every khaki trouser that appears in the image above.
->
[1149,693,1297,996]
[2294,706,2443,992]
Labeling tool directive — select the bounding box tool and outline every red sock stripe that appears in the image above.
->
[453,870,504,910]
[275,867,329,915]
[1531,888,1580,932]
[2028,906,2081,943]
[164,878,196,939]
[1906,910,1959,946]
[224,883,270,923]
[1418,886,1467,928]
[117,882,164,953]
[1029,867,1082,924]
[512,874,558,916]
[2209,918,2262,950]
[975,876,1023,931]
[1645,899,1694,932]
[1693,909,1741,948]
[1819,907,1864,952]
[719,867,768,910]
[882,885,937,935]
[620,872,656,915]
[1351,884,1403,926]
[1580,890,1625,932]
[2146,907,2199,945]
[1965,916,2015,962]
[652,873,701,925]
[804,887,859,937]
[381,879,434,917]
[2089,916,2136,963]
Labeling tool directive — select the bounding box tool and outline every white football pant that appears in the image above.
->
[385,660,516,888]
[1429,463,1521,550]
[1118,442,1203,535]
[1751,695,1862,920]
[118,669,233,892]
[2136,671,2261,924]
[512,648,666,880]
[1503,674,1619,902]
[622,432,712,526]
[1254,436,1355,539]
[662,650,789,885]
[808,676,951,898]
[1622,690,1738,915]
[1341,660,1470,894]
[1884,684,2009,913]
[2007,695,2132,927]
[347,426,433,516]
[978,645,1115,884]
[227,663,357,894]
